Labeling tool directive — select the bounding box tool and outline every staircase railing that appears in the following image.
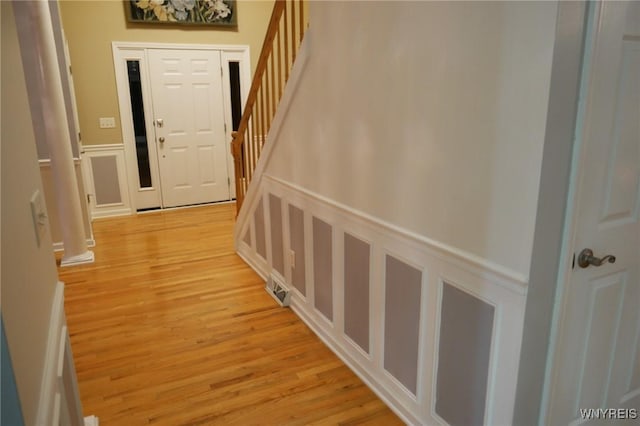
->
[231,0,307,214]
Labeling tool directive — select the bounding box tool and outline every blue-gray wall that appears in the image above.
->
[2,316,25,426]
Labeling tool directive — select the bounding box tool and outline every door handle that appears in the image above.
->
[156,118,164,128]
[158,137,165,143]
[577,248,616,268]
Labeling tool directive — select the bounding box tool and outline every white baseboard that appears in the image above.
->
[91,207,132,219]
[60,250,95,267]
[290,300,421,425]
[84,415,99,426]
[53,238,95,253]
[237,240,268,281]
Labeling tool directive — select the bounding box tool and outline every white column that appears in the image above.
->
[29,0,94,266]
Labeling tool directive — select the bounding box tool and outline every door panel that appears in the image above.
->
[148,49,230,208]
[547,2,640,423]
[170,147,189,188]
[577,272,625,409]
[600,41,640,225]
[197,146,217,184]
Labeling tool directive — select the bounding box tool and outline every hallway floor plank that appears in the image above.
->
[58,203,402,425]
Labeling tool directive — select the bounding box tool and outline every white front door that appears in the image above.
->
[148,49,231,208]
[547,2,640,424]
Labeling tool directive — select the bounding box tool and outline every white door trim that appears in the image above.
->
[112,47,161,210]
[509,1,591,422]
[536,4,598,422]
[113,41,252,53]
[540,4,598,417]
[112,41,251,212]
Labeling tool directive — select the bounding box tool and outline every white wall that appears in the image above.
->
[1,2,62,423]
[265,1,558,278]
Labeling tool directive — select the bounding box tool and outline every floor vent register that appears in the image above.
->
[266,274,291,307]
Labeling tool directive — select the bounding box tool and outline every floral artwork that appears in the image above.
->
[127,0,236,26]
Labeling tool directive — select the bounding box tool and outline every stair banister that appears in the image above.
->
[231,0,307,215]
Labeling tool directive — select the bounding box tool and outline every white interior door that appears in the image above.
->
[547,2,640,424]
[148,49,231,208]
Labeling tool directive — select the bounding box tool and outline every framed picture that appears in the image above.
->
[126,0,237,26]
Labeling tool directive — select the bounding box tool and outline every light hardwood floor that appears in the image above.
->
[57,203,402,425]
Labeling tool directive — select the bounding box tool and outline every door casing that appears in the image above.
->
[514,2,588,424]
[112,41,251,211]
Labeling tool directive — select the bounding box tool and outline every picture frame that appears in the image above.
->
[126,0,237,27]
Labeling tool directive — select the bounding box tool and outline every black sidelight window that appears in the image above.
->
[126,60,152,188]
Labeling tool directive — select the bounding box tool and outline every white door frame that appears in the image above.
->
[112,41,251,211]
[513,2,590,424]
[543,9,598,416]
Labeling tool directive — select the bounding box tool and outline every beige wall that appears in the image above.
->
[59,0,274,146]
[1,2,61,423]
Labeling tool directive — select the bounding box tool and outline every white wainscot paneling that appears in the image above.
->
[37,282,87,426]
[235,187,269,281]
[82,144,132,219]
[236,174,528,426]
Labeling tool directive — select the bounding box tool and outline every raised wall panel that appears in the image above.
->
[254,198,266,259]
[91,156,121,205]
[384,255,421,395]
[242,227,251,247]
[436,282,494,426]
[289,205,306,295]
[344,233,370,353]
[313,217,333,321]
[269,194,284,276]
[82,146,132,219]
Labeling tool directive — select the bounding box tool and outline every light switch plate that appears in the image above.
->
[30,190,47,247]
[99,117,116,128]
